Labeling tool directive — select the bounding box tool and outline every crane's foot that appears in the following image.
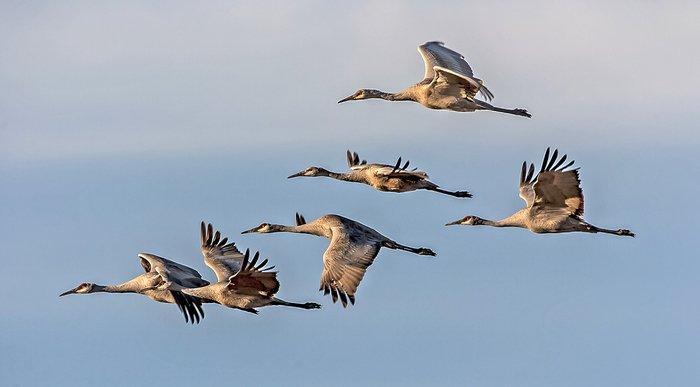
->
[617,229,635,237]
[514,108,531,118]
[417,248,437,256]
[453,190,473,198]
[304,302,322,309]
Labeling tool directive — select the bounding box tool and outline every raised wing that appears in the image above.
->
[200,222,245,282]
[419,41,494,101]
[227,249,279,297]
[520,148,582,216]
[419,41,474,79]
[346,150,368,170]
[519,161,537,207]
[319,226,382,307]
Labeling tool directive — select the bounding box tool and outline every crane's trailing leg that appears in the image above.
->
[425,186,472,198]
[383,241,436,256]
[586,224,635,237]
[270,299,322,309]
[476,100,531,118]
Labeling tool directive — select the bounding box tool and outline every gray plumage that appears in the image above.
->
[446,148,635,237]
[242,213,436,308]
[288,150,472,198]
[181,223,321,314]
[338,41,530,117]
[59,253,209,323]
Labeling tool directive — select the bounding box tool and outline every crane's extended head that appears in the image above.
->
[445,216,485,226]
[338,89,388,103]
[288,166,331,178]
[241,222,286,234]
[59,282,102,297]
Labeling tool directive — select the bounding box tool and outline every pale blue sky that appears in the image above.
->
[1,1,699,386]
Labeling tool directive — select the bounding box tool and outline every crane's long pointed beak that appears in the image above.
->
[241,227,256,234]
[338,95,354,103]
[445,220,462,226]
[59,289,77,297]
[287,172,304,179]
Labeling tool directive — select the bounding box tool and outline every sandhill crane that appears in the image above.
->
[445,148,635,237]
[59,253,209,323]
[288,150,472,198]
[242,213,436,307]
[338,41,530,117]
[179,223,321,314]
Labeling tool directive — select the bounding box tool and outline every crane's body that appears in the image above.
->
[288,150,471,198]
[59,253,209,323]
[181,223,321,314]
[446,148,634,237]
[242,213,436,307]
[339,41,530,117]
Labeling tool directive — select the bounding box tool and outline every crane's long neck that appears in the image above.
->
[368,89,415,102]
[271,223,327,237]
[325,171,364,183]
[483,212,528,228]
[97,280,142,294]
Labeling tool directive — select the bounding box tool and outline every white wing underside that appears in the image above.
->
[418,41,474,80]
[418,41,493,100]
[203,247,245,282]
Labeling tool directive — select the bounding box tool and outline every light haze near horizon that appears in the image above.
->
[1,2,699,386]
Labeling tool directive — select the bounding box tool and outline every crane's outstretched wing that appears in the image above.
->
[138,253,208,324]
[227,249,280,297]
[347,150,428,180]
[519,148,583,216]
[433,66,492,100]
[200,222,245,282]
[418,41,493,100]
[419,41,474,79]
[319,226,382,307]
[372,156,428,180]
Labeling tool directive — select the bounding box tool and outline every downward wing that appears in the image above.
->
[200,222,245,282]
[433,66,491,100]
[320,226,382,307]
[227,249,280,297]
[137,253,207,324]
